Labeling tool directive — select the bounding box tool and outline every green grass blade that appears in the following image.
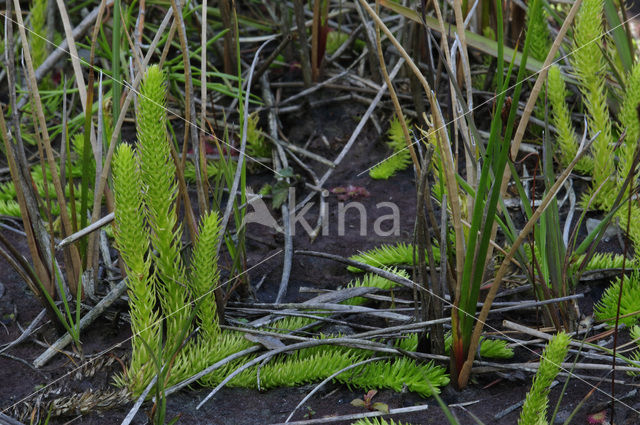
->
[603,0,633,73]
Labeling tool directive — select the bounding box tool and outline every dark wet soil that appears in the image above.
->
[1,94,639,425]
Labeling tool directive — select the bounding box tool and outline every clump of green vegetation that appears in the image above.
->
[347,242,440,273]
[341,268,408,305]
[569,0,613,198]
[246,111,271,158]
[547,0,640,263]
[627,325,640,376]
[518,333,570,425]
[352,416,409,425]
[29,0,48,69]
[525,0,551,63]
[183,160,224,182]
[369,116,412,179]
[444,332,514,359]
[325,30,365,55]
[548,66,592,174]
[0,134,94,222]
[595,271,640,327]
[326,31,349,55]
[113,65,451,400]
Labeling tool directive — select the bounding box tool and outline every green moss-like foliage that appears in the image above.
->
[29,0,47,70]
[225,343,448,397]
[570,0,613,199]
[348,243,440,273]
[595,271,640,327]
[569,252,632,275]
[349,357,448,396]
[231,344,367,388]
[246,112,271,158]
[478,338,515,359]
[617,61,640,181]
[183,160,224,182]
[444,332,514,359]
[325,31,365,55]
[189,211,222,340]
[326,31,349,55]
[525,0,551,63]
[0,199,21,217]
[112,143,162,391]
[627,325,640,376]
[0,134,93,219]
[613,63,640,256]
[369,116,412,180]
[547,66,592,174]
[352,419,410,425]
[518,332,570,425]
[394,333,420,351]
[342,268,410,305]
[114,64,230,394]
[182,330,254,388]
[193,319,449,398]
[115,65,452,400]
[137,64,189,354]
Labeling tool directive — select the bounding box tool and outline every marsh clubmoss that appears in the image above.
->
[0,134,95,220]
[113,65,450,398]
[594,271,640,327]
[524,0,551,63]
[546,0,640,315]
[352,418,409,425]
[570,0,613,199]
[369,116,413,180]
[443,332,514,360]
[347,242,441,273]
[547,66,592,174]
[112,142,161,391]
[518,332,570,425]
[29,0,47,71]
[246,111,271,158]
[627,325,640,376]
[341,268,409,306]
